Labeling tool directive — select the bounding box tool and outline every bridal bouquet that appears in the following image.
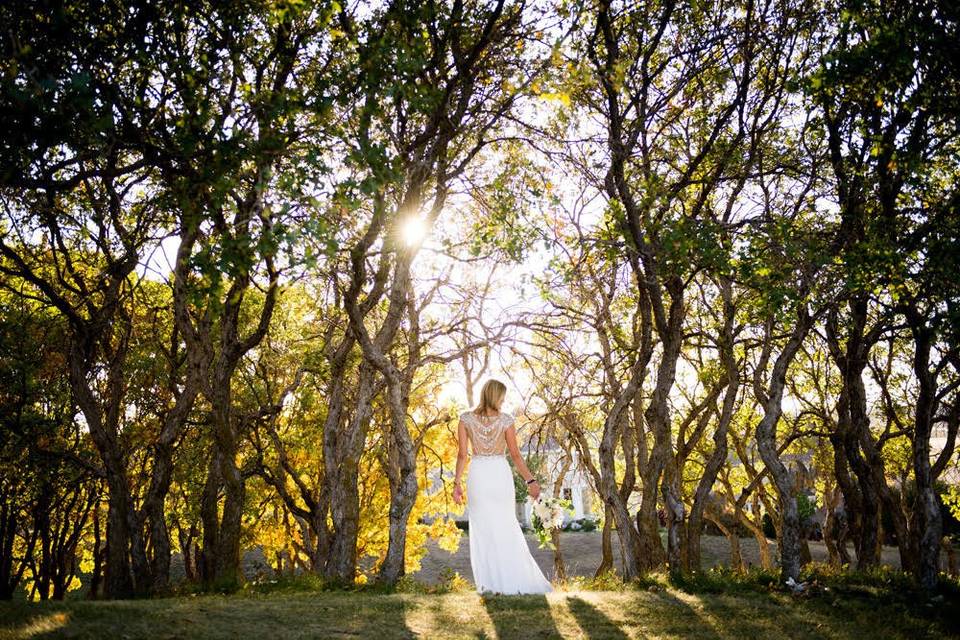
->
[530,496,573,549]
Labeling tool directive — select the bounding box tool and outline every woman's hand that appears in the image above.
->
[527,480,541,501]
[452,482,464,505]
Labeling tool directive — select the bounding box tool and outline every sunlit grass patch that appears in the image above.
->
[5,612,70,639]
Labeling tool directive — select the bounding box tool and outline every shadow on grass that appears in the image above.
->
[0,592,418,640]
[567,596,630,639]
[481,594,559,639]
[640,591,727,640]
[669,565,960,639]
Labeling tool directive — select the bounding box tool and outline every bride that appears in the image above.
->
[452,379,552,594]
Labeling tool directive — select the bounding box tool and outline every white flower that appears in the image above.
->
[550,505,565,528]
[532,497,569,530]
[533,499,552,523]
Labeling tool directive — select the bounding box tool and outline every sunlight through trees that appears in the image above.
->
[0,0,957,602]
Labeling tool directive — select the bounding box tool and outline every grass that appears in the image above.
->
[2,570,958,640]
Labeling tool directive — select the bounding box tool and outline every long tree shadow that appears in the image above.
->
[566,596,629,640]
[646,590,737,640]
[481,593,561,639]
[613,590,727,640]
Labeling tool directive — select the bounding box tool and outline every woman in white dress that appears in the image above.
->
[452,379,552,594]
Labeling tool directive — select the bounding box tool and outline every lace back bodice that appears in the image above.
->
[462,411,513,456]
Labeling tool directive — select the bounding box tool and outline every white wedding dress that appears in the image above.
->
[461,411,552,595]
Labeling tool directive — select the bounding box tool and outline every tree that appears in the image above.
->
[810,0,960,589]
[0,1,180,596]
[555,0,817,577]
[141,1,339,588]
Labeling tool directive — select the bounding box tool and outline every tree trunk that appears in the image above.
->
[828,435,860,566]
[600,438,645,579]
[644,323,684,575]
[323,368,377,582]
[216,452,245,586]
[140,372,201,593]
[69,338,139,599]
[754,309,813,582]
[87,504,104,599]
[595,505,614,577]
[552,528,566,581]
[943,537,957,577]
[101,465,135,598]
[378,383,419,585]
[910,324,943,591]
[198,387,247,589]
[550,444,572,583]
[595,357,651,579]
[199,450,221,584]
[661,460,684,576]
[823,485,842,566]
[840,431,881,569]
[745,495,774,570]
[141,451,174,594]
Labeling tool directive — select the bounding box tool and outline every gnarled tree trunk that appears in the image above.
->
[754,307,815,582]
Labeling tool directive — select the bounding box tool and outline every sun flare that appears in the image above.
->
[401,216,428,247]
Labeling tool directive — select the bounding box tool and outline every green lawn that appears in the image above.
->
[1,584,957,640]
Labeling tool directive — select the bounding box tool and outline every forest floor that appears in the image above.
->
[1,582,957,640]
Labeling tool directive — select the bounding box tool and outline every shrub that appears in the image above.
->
[242,574,327,595]
[557,569,662,592]
[562,516,599,532]
[434,567,472,593]
[394,575,431,594]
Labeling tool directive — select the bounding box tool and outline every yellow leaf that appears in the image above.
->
[540,92,571,108]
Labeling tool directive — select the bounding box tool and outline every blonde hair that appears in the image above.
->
[475,379,507,416]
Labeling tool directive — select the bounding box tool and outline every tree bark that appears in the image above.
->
[323,365,377,581]
[754,307,814,582]
[908,321,943,591]
[595,505,614,578]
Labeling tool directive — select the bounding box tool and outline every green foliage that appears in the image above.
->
[557,569,659,592]
[944,486,960,532]
[562,517,598,533]
[797,493,817,522]
[465,147,546,262]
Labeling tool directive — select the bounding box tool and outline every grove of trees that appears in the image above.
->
[1,0,957,600]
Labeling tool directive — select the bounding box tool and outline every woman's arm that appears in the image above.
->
[505,425,541,500]
[452,418,469,505]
